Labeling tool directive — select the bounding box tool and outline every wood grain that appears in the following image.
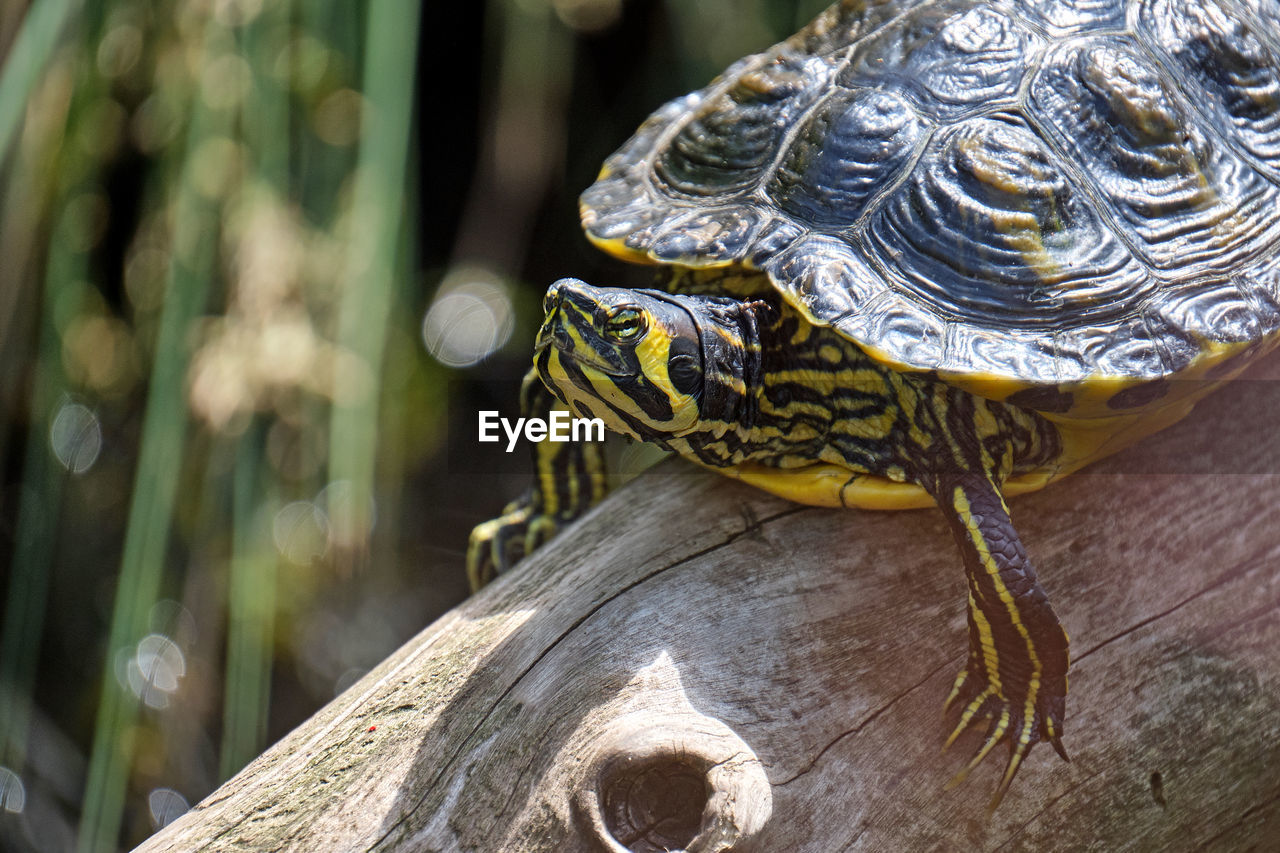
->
[138,361,1280,851]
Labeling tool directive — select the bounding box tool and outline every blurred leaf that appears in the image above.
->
[0,0,79,169]
[327,0,422,553]
[78,13,232,853]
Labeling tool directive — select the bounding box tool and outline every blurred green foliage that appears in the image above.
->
[0,0,826,849]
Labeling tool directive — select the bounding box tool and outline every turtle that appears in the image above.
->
[467,0,1280,809]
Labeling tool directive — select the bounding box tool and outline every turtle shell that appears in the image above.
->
[580,0,1280,416]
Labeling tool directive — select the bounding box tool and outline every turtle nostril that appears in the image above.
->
[545,278,584,314]
[543,287,561,315]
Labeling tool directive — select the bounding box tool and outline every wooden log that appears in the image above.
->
[139,361,1280,851]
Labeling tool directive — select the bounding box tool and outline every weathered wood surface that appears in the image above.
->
[140,363,1280,852]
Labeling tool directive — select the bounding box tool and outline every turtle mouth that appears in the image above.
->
[534,327,633,378]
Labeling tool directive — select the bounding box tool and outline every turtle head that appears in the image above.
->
[535,279,764,443]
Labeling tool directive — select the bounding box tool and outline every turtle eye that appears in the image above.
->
[604,307,645,341]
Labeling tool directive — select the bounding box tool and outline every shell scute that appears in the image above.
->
[862,116,1151,327]
[1019,0,1127,37]
[1141,311,1204,377]
[654,55,832,199]
[767,89,924,228]
[649,206,765,264]
[747,219,806,267]
[596,95,697,182]
[838,1,1040,119]
[1053,316,1168,381]
[579,173,664,241]
[1140,0,1280,172]
[785,0,917,56]
[764,234,888,321]
[865,297,947,366]
[1029,39,1280,277]
[835,292,948,366]
[942,319,1061,382]
[1152,283,1262,347]
[1241,0,1280,26]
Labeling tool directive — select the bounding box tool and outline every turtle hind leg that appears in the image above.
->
[929,470,1070,811]
[466,369,607,591]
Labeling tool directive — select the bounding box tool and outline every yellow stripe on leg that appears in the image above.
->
[945,652,971,712]
[952,483,1043,741]
[535,437,562,518]
[945,687,993,750]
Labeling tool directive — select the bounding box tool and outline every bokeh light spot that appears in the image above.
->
[97,24,143,78]
[189,324,253,430]
[125,243,169,311]
[49,401,103,475]
[422,269,514,368]
[148,788,189,830]
[274,35,330,95]
[273,501,329,565]
[214,0,265,27]
[312,88,363,147]
[0,767,26,814]
[190,136,243,199]
[318,479,375,549]
[119,634,187,709]
[257,314,317,386]
[553,0,622,32]
[201,53,252,111]
[63,314,135,394]
[150,600,198,649]
[131,93,182,153]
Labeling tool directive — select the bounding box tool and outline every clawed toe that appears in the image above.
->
[466,499,569,591]
[941,667,1068,812]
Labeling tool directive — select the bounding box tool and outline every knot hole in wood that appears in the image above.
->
[601,752,709,852]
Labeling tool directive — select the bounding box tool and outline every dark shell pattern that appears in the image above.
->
[580,0,1280,390]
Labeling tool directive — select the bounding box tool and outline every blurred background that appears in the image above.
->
[0,0,827,849]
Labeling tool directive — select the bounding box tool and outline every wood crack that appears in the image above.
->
[1074,552,1273,664]
[774,654,957,787]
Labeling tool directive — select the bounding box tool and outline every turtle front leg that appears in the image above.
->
[466,368,607,591]
[929,470,1070,810]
